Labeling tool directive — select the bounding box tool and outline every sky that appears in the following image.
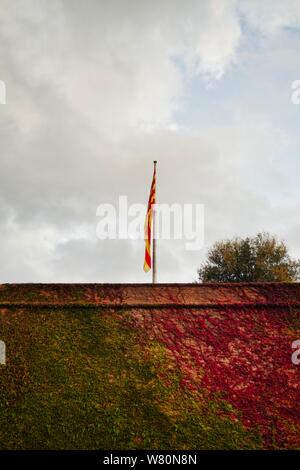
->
[0,0,300,283]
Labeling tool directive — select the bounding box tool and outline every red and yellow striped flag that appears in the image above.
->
[143,163,156,272]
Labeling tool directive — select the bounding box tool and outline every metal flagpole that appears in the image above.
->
[152,160,157,284]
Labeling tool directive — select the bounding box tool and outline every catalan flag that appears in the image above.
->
[143,162,156,272]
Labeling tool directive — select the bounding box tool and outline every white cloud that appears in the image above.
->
[0,0,300,282]
[239,0,300,34]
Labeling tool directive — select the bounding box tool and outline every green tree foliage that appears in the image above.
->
[198,233,300,282]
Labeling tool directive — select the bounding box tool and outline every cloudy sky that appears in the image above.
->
[0,0,300,283]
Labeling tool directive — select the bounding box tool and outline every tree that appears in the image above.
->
[198,232,300,282]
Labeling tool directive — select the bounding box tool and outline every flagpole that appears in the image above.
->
[152,160,157,284]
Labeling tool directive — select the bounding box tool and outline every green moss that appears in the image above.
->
[0,308,262,449]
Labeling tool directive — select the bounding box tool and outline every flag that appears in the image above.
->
[143,164,156,272]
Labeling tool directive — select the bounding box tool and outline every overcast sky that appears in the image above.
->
[0,0,300,283]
